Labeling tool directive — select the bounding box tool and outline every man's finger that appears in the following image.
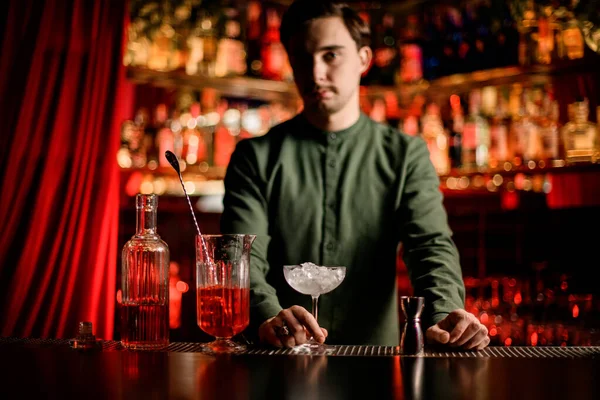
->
[463,330,490,350]
[426,324,451,344]
[279,309,308,345]
[476,336,491,351]
[262,323,283,348]
[452,322,482,347]
[279,331,297,348]
[448,315,472,343]
[467,334,491,351]
[291,306,325,343]
[305,326,328,338]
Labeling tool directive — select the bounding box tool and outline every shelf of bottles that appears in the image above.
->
[461,271,599,346]
[120,0,600,198]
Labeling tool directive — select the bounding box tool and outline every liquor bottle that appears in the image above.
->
[448,94,464,169]
[186,20,206,76]
[121,194,170,350]
[489,103,509,168]
[196,10,218,77]
[509,84,525,164]
[261,7,293,81]
[215,5,247,77]
[200,88,221,166]
[170,108,185,162]
[148,15,178,71]
[124,18,150,67]
[522,96,542,162]
[518,0,537,67]
[155,104,175,168]
[561,99,599,163]
[397,13,423,84]
[539,97,560,162]
[536,6,554,64]
[130,108,149,168]
[245,1,263,78]
[182,102,208,166]
[369,98,387,123]
[421,103,449,175]
[562,11,584,60]
[213,100,239,167]
[462,89,490,170]
[143,106,161,170]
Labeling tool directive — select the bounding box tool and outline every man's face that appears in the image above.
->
[288,16,371,118]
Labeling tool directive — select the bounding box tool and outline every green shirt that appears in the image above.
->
[221,113,465,346]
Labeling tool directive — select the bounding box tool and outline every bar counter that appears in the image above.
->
[1,338,598,399]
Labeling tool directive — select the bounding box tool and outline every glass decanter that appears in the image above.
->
[121,194,170,350]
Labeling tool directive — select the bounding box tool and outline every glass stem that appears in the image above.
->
[311,295,319,322]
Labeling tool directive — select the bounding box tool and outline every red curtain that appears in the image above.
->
[0,0,132,340]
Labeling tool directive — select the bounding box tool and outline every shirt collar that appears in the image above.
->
[294,112,368,141]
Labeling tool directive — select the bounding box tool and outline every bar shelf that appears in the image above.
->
[126,58,597,103]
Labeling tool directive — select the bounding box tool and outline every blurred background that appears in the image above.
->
[1,0,599,347]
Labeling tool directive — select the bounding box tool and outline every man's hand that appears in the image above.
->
[426,309,490,350]
[258,306,328,348]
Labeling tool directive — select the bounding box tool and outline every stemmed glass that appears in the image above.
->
[196,234,255,353]
[283,262,346,354]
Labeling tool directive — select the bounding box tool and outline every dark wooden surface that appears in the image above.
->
[1,340,599,399]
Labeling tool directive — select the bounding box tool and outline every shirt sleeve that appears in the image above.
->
[220,140,283,336]
[398,137,465,328]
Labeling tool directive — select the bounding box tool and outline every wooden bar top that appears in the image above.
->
[1,338,598,400]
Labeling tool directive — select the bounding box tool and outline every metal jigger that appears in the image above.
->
[400,296,425,355]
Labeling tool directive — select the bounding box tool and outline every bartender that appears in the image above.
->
[221,0,489,351]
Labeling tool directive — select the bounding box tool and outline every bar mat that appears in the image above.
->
[240,345,600,359]
[1,337,599,359]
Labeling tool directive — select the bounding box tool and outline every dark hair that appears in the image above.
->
[280,0,371,52]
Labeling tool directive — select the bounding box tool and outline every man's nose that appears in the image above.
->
[312,59,326,83]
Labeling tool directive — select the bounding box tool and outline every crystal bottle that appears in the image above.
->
[561,100,599,164]
[121,194,170,350]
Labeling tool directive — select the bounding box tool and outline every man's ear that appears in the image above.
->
[358,46,373,74]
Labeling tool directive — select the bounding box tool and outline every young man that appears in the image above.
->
[221,0,489,350]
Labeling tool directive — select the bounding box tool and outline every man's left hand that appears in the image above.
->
[425,309,490,350]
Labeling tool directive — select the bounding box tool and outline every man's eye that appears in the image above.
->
[323,52,338,62]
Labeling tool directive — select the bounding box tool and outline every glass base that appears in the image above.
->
[202,338,247,354]
[291,339,336,355]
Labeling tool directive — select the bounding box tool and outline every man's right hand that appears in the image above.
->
[258,305,328,348]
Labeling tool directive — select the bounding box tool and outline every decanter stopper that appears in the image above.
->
[69,321,102,350]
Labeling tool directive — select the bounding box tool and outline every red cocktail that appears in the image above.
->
[196,234,255,353]
[197,285,250,338]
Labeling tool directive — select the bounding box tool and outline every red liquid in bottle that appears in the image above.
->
[121,303,169,349]
[197,286,250,338]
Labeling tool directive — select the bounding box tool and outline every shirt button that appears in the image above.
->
[328,159,336,168]
[329,133,337,140]
[326,242,334,251]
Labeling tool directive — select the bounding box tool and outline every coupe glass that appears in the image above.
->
[283,263,346,354]
[196,234,255,353]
